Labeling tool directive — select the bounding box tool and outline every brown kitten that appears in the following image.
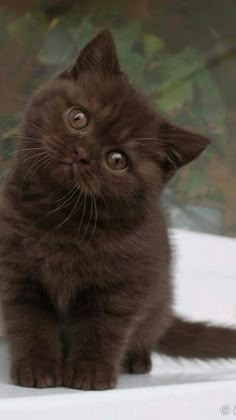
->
[1,30,236,391]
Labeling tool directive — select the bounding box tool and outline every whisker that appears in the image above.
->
[5,150,49,182]
[82,194,97,250]
[128,137,158,142]
[18,154,52,195]
[55,186,78,203]
[13,150,48,171]
[0,135,42,142]
[76,191,87,241]
[31,155,53,177]
[10,185,82,263]
[40,156,54,171]
[78,194,93,248]
[56,186,83,229]
[28,121,45,134]
[18,152,49,178]
[49,185,79,214]
[26,156,54,186]
[0,147,44,161]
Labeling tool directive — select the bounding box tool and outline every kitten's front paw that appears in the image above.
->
[11,358,62,388]
[63,360,118,390]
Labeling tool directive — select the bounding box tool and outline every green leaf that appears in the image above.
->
[156,81,193,113]
[143,33,164,58]
[113,22,144,86]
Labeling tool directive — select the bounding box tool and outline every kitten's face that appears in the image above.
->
[26,70,160,201]
[22,30,209,202]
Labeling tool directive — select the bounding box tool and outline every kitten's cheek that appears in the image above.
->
[50,164,74,186]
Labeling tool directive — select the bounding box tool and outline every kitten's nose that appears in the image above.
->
[73,146,90,165]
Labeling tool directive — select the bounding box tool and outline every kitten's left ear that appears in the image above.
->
[61,29,120,79]
[159,122,210,180]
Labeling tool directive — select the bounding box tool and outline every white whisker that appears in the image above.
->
[82,194,97,250]
[19,154,51,187]
[79,194,93,248]
[76,192,87,242]
[49,185,79,214]
[56,186,83,229]
[5,150,49,182]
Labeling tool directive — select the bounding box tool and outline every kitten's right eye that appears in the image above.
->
[105,151,128,171]
[67,107,88,130]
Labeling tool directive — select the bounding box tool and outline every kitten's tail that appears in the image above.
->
[157,315,236,359]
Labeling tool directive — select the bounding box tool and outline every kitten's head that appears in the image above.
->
[21,29,209,203]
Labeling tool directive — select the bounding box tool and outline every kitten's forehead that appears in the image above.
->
[70,75,158,139]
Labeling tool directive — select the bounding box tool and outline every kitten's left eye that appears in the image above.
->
[67,107,88,130]
[105,151,128,171]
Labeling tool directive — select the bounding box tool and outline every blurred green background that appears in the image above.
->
[0,0,235,236]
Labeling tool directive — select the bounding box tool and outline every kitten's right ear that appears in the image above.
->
[59,29,120,80]
[158,122,210,181]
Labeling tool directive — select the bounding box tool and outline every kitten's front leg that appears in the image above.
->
[1,277,62,388]
[63,289,137,390]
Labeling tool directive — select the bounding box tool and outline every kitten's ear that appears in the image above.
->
[159,122,210,180]
[61,29,120,79]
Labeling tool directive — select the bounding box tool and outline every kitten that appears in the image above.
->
[0,29,236,391]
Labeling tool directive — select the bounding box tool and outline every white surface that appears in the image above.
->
[0,228,236,419]
[172,229,236,324]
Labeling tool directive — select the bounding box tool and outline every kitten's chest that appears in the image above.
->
[36,228,150,311]
[40,242,113,310]
[40,245,87,310]
[41,248,75,310]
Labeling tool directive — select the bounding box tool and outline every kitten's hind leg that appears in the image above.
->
[124,305,172,374]
[123,348,152,374]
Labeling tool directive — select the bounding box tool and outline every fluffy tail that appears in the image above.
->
[157,315,236,359]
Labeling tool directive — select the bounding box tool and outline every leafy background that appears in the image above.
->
[0,0,235,236]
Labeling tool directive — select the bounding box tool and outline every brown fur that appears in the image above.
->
[0,30,235,391]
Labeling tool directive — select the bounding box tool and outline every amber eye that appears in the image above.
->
[105,151,128,171]
[67,107,88,130]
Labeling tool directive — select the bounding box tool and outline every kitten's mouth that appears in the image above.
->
[59,160,95,193]
[59,160,74,166]
[60,160,88,176]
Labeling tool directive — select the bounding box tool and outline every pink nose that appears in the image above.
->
[73,146,90,164]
